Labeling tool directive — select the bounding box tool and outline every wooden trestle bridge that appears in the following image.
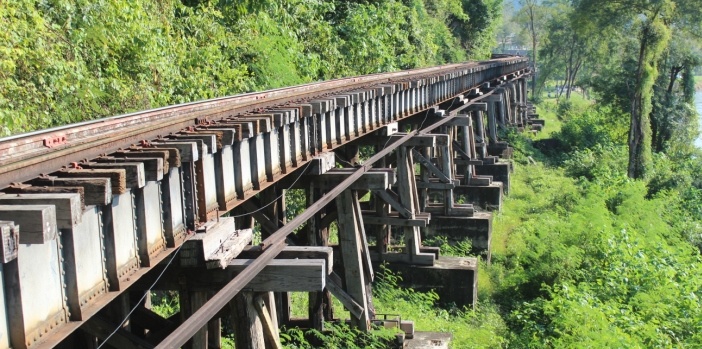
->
[0,56,538,349]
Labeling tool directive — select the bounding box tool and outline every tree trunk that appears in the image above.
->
[531,37,537,97]
[627,27,650,179]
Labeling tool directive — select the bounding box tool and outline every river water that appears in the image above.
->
[697,91,702,148]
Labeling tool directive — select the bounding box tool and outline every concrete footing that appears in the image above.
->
[487,142,513,158]
[406,332,452,349]
[475,162,511,194]
[378,256,477,307]
[423,212,492,260]
[454,183,503,211]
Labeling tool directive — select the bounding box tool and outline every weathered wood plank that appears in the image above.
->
[151,141,199,163]
[253,295,282,349]
[3,184,86,210]
[291,171,391,191]
[27,176,111,206]
[57,168,126,195]
[0,205,57,244]
[0,193,82,230]
[325,272,364,319]
[181,218,252,269]
[114,149,171,173]
[83,162,145,189]
[174,133,219,154]
[0,221,19,263]
[226,260,325,292]
[96,156,164,182]
[361,215,429,227]
[237,246,334,274]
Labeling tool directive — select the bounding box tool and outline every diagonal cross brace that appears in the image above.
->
[373,189,413,219]
[411,149,452,183]
[453,141,472,160]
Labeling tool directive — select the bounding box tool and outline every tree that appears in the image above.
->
[516,0,549,97]
[574,0,702,179]
[650,34,701,153]
[537,1,600,99]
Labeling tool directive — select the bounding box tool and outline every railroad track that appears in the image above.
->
[0,56,530,349]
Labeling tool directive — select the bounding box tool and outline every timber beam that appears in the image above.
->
[160,247,333,293]
[290,169,395,191]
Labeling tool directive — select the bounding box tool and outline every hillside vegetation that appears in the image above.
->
[355,98,702,348]
[0,0,501,136]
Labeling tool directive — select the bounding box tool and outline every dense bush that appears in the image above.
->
[489,101,702,348]
[554,105,628,152]
[0,0,501,136]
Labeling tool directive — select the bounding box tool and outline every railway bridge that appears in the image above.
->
[0,56,538,349]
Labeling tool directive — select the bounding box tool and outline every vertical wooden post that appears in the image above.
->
[189,291,209,349]
[439,127,455,214]
[336,190,373,331]
[208,317,222,349]
[231,293,265,349]
[472,110,487,159]
[306,184,323,330]
[395,146,434,265]
[373,143,391,254]
[486,100,498,143]
[306,184,334,330]
[396,147,419,259]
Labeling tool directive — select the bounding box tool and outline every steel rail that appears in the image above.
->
[0,57,527,188]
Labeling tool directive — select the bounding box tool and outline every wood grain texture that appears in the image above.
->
[0,204,57,244]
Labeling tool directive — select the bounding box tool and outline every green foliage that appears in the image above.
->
[486,98,702,348]
[151,291,180,318]
[1,0,503,136]
[423,235,473,257]
[373,263,509,348]
[280,322,397,349]
[553,105,628,152]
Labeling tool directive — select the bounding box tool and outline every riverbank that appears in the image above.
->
[696,75,702,91]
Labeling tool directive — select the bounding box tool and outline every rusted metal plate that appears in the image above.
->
[162,167,187,247]
[5,237,67,349]
[135,180,167,267]
[102,190,140,290]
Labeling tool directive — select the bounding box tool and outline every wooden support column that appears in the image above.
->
[437,127,455,214]
[395,146,434,265]
[258,185,290,327]
[486,98,499,143]
[208,316,222,349]
[335,190,373,331]
[189,291,209,349]
[231,293,265,349]
[178,279,208,349]
[372,146,391,254]
[306,183,333,330]
[472,109,488,159]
